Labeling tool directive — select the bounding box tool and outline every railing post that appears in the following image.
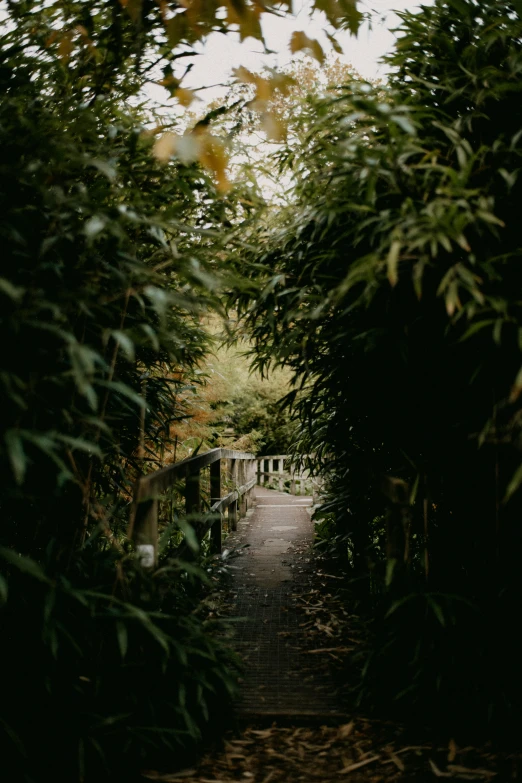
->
[246,459,253,510]
[239,460,246,517]
[246,459,251,507]
[131,496,158,568]
[250,459,256,504]
[210,458,222,554]
[229,458,238,531]
[278,455,284,492]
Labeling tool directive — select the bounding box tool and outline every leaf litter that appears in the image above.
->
[143,720,521,782]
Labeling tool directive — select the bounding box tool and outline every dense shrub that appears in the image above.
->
[0,546,237,781]
[0,6,243,779]
[231,0,522,731]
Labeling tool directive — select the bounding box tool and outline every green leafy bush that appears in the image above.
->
[0,4,252,555]
[0,546,238,782]
[0,7,247,778]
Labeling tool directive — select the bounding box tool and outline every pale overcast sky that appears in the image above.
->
[181,1,431,96]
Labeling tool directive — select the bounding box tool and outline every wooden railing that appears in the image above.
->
[128,448,257,566]
[256,454,320,498]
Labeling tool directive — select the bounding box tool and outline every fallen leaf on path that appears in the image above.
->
[142,771,198,780]
[305,647,354,654]
[339,755,380,774]
[386,752,405,771]
[448,764,497,779]
[429,759,452,777]
[448,739,458,763]
[337,721,354,739]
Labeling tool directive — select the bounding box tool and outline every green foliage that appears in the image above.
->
[227,386,295,455]
[0,545,237,782]
[230,0,522,730]
[0,5,250,778]
[167,328,296,459]
[0,8,253,555]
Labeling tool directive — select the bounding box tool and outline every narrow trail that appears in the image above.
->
[224,486,342,720]
[143,489,521,782]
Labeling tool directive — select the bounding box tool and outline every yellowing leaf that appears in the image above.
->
[290,31,325,64]
[154,132,203,165]
[154,128,229,191]
[226,0,241,24]
[261,112,286,142]
[175,87,198,107]
[166,13,190,48]
[58,32,74,63]
[510,365,522,403]
[315,0,341,26]
[387,240,400,286]
[233,66,258,85]
[157,0,169,21]
[255,77,271,102]
[199,135,230,192]
[445,281,461,317]
[45,31,59,48]
[269,72,296,96]
[325,29,343,54]
[448,739,458,764]
[160,73,181,93]
[119,0,143,23]
[152,132,178,163]
[239,7,263,42]
[234,67,274,109]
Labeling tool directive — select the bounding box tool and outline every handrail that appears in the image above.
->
[134,447,255,501]
[175,475,257,560]
[210,476,257,515]
[129,447,257,566]
[256,454,317,497]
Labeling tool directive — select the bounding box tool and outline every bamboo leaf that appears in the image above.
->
[4,430,27,484]
[0,547,51,584]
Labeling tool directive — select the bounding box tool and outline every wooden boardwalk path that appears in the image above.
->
[224,487,343,720]
[128,449,344,719]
